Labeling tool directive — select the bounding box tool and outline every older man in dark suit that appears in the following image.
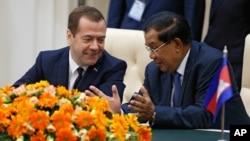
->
[88,11,250,129]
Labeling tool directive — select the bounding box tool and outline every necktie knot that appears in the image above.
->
[76,67,84,76]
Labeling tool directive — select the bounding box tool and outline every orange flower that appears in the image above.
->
[87,126,106,141]
[12,95,30,106]
[75,110,95,128]
[51,111,72,130]
[55,128,77,141]
[59,103,74,115]
[0,85,14,96]
[14,99,35,120]
[30,110,50,130]
[38,91,58,109]
[30,130,47,141]
[0,105,11,128]
[136,125,152,141]
[7,115,26,139]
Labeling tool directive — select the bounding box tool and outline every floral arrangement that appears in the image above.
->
[0,80,151,141]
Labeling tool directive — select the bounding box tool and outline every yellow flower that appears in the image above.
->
[110,114,129,141]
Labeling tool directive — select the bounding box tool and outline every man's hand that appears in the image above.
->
[128,86,155,121]
[85,85,121,114]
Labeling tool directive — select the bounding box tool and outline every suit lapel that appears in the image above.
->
[76,52,105,91]
[161,73,172,106]
[77,66,99,91]
[175,42,198,106]
[57,47,70,88]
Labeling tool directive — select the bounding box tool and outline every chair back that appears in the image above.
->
[105,28,151,103]
[241,34,250,116]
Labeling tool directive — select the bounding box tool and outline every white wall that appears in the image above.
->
[0,0,78,86]
[85,0,110,20]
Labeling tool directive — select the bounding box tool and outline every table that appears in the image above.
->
[152,129,230,141]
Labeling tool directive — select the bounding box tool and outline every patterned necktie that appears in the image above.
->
[173,72,181,106]
[73,67,84,89]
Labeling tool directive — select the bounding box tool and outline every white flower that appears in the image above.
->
[58,97,71,107]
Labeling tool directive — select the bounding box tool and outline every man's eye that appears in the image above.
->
[83,38,91,42]
[98,38,105,43]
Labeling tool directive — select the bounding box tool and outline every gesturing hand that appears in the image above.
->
[85,85,121,114]
[128,86,155,121]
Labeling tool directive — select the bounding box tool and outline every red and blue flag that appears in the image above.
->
[204,56,234,123]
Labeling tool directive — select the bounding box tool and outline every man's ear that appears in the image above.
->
[172,37,183,49]
[67,29,73,45]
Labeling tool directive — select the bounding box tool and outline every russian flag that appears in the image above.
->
[204,56,234,123]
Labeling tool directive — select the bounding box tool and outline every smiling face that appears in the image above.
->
[144,29,184,73]
[67,17,106,67]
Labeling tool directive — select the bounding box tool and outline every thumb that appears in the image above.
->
[140,86,150,98]
[112,85,121,102]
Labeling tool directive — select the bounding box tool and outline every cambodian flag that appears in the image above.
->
[204,56,234,123]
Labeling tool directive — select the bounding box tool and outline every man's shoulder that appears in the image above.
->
[37,46,69,61]
[39,46,69,55]
[191,41,222,58]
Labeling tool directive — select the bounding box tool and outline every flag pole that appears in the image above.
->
[217,46,228,141]
[218,104,226,141]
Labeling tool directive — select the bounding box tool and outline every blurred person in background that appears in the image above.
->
[204,0,250,91]
[107,0,205,41]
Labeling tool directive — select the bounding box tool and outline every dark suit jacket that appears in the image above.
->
[107,0,205,41]
[122,41,250,129]
[204,0,250,90]
[13,47,127,101]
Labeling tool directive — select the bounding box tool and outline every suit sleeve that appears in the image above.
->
[107,0,126,28]
[184,0,205,41]
[96,59,127,102]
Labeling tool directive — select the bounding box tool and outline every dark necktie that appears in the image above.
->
[73,67,84,89]
[173,72,181,106]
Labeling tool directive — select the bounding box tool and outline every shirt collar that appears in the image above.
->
[69,50,88,74]
[176,49,190,76]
